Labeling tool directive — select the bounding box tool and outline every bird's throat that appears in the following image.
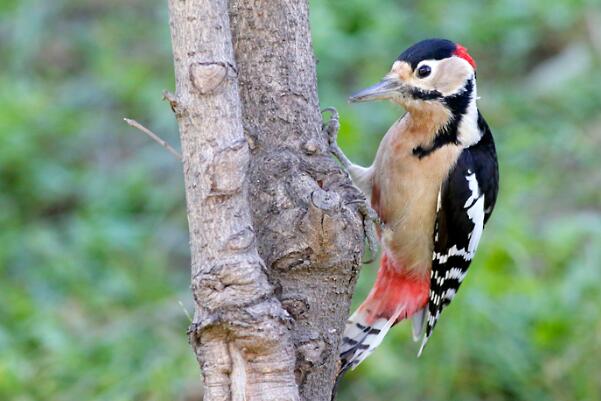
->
[410,78,480,158]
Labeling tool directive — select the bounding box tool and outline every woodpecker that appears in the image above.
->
[328,38,499,373]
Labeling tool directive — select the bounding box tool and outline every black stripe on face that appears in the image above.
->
[409,88,443,101]
[444,78,474,117]
[412,78,474,159]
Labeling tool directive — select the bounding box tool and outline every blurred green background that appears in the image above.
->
[1,0,601,400]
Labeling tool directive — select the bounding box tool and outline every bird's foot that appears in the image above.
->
[356,200,381,264]
[322,107,352,170]
[321,107,380,263]
[322,107,339,143]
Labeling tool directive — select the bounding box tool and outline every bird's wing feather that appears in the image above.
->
[418,149,487,355]
[418,116,498,354]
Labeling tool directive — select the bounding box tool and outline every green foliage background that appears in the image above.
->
[1,0,600,400]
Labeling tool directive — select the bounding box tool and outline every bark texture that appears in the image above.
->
[168,1,366,400]
[168,1,299,400]
[229,2,366,400]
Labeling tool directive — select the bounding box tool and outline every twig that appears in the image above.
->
[162,90,179,113]
[123,117,182,161]
[178,300,193,323]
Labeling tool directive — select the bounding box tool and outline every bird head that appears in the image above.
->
[349,39,477,112]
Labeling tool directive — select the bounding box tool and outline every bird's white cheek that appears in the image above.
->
[407,76,437,92]
[432,61,473,95]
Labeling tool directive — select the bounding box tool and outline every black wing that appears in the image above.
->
[419,114,499,354]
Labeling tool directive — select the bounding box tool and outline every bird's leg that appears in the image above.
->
[322,107,380,263]
[322,108,372,194]
[350,199,380,264]
[322,107,353,170]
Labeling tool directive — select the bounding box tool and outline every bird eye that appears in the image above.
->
[417,65,431,78]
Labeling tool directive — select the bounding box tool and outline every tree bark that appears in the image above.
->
[167,1,365,400]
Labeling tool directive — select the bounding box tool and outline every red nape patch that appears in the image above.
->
[454,44,477,70]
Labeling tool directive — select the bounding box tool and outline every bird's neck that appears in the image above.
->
[455,79,481,147]
[404,103,452,136]
[406,78,481,159]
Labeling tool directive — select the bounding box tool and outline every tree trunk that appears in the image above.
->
[167,1,365,400]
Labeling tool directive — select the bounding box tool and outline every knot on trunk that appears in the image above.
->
[311,189,341,212]
[191,258,273,313]
[189,61,237,94]
[226,226,256,252]
[209,139,249,195]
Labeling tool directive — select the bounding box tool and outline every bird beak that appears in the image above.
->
[348,77,406,103]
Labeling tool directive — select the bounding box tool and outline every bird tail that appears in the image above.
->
[339,253,429,373]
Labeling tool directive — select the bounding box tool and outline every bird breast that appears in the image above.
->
[371,112,462,276]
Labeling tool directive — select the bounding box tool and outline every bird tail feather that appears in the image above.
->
[339,253,429,373]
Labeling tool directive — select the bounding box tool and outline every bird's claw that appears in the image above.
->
[346,198,380,264]
[322,107,380,263]
[357,201,380,264]
[321,107,352,170]
[322,108,342,160]
[322,107,340,146]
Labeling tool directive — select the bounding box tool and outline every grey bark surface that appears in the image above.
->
[167,1,366,400]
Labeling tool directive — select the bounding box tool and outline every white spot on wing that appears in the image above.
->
[434,245,473,263]
[443,288,457,300]
[433,173,485,263]
[464,172,480,208]
[446,267,468,282]
[423,172,487,356]
[467,195,485,253]
[418,308,441,357]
